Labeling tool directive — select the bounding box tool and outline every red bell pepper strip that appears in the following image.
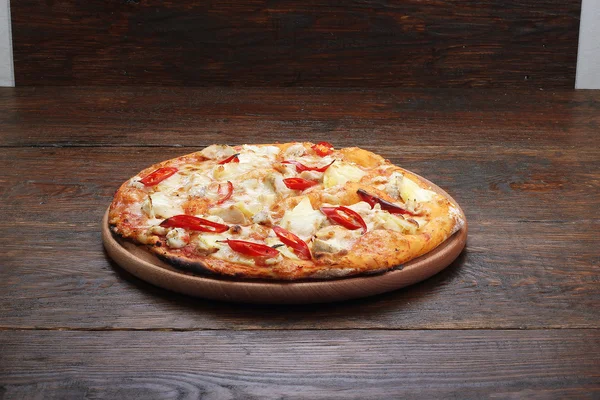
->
[320,206,367,233]
[282,160,334,173]
[218,153,240,165]
[224,239,280,258]
[160,215,229,233]
[216,181,234,204]
[283,177,319,191]
[357,189,418,216]
[272,226,312,260]
[139,167,178,186]
[312,141,334,156]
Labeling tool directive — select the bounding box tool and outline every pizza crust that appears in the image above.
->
[109,143,465,280]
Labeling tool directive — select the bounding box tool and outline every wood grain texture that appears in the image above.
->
[1,88,599,329]
[1,144,598,328]
[10,1,580,87]
[1,330,599,399]
[1,87,599,148]
[1,87,598,397]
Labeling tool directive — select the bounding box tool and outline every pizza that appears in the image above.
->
[108,142,465,280]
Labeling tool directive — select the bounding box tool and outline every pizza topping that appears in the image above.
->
[312,225,362,255]
[279,197,327,241]
[195,233,223,254]
[311,141,334,156]
[272,226,311,260]
[140,196,154,218]
[218,153,240,165]
[241,144,281,158]
[139,167,178,187]
[385,172,436,204]
[322,162,366,188]
[186,173,212,197]
[128,178,146,189]
[213,162,254,181]
[209,205,249,225]
[223,239,280,258]
[399,176,436,203]
[283,177,319,191]
[282,160,335,173]
[231,202,259,220]
[320,206,367,233]
[199,144,237,160]
[357,189,418,216]
[147,192,184,219]
[216,181,234,204]
[370,212,419,234]
[166,228,190,248]
[297,170,322,181]
[283,143,307,158]
[160,214,229,233]
[266,173,293,195]
[147,225,168,236]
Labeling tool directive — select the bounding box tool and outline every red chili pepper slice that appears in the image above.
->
[356,189,378,208]
[216,181,234,204]
[282,160,334,173]
[272,226,312,260]
[312,141,334,156]
[282,177,319,191]
[357,189,418,216]
[320,206,367,233]
[160,215,229,233]
[224,239,280,258]
[139,167,178,186]
[218,153,240,165]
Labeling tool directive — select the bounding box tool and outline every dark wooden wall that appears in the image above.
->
[11,0,580,87]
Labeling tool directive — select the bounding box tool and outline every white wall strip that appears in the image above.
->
[576,0,600,89]
[0,0,14,87]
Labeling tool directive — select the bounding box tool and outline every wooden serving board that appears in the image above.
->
[102,181,467,304]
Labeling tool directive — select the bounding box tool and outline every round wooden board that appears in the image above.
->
[102,179,467,304]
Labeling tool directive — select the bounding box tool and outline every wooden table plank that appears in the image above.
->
[1,88,599,148]
[1,330,598,399]
[1,146,598,329]
[1,87,599,397]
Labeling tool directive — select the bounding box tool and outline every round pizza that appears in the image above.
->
[108,142,465,280]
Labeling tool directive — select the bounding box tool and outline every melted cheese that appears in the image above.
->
[212,162,255,181]
[398,175,436,203]
[323,162,366,188]
[156,172,189,194]
[208,205,248,224]
[166,228,189,248]
[370,211,418,234]
[266,236,301,260]
[346,201,419,234]
[128,177,145,189]
[283,143,307,158]
[312,225,362,254]
[149,192,184,219]
[241,144,280,158]
[195,233,225,253]
[279,197,326,241]
[199,144,236,160]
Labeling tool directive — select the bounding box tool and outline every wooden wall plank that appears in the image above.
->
[1,330,599,399]
[10,1,580,86]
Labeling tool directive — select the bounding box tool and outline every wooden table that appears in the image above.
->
[1,88,599,398]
